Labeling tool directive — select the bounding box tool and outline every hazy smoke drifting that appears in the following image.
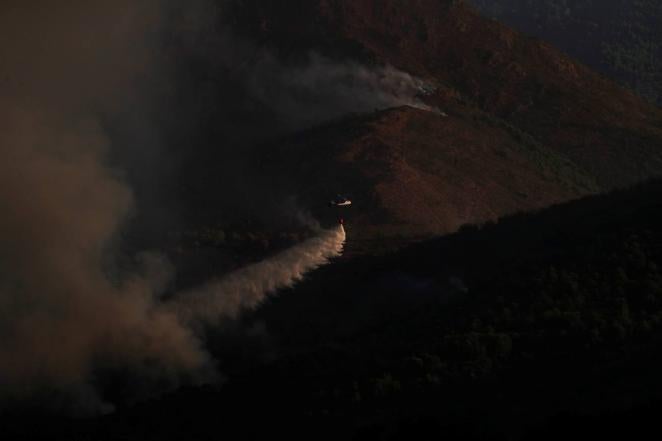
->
[0,0,415,413]
[239,51,433,129]
[172,25,436,225]
[0,0,218,414]
[0,115,207,413]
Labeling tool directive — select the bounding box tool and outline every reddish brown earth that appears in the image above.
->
[227,0,662,247]
[263,105,596,253]
[317,0,662,188]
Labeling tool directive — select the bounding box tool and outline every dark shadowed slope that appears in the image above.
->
[8,179,662,440]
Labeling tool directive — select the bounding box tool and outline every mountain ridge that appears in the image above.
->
[213,0,662,244]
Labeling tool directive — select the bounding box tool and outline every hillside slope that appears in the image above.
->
[168,0,662,253]
[468,0,662,106]
[228,0,662,190]
[261,105,596,248]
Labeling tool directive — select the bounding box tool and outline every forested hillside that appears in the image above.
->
[469,0,662,106]
[9,180,662,440]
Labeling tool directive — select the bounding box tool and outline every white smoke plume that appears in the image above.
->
[173,225,346,325]
[241,52,435,128]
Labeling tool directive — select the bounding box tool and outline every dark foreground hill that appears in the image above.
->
[8,180,662,440]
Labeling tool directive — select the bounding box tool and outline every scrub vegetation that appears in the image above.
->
[469,0,662,105]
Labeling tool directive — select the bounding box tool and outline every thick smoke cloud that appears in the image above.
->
[0,0,426,413]
[0,0,217,413]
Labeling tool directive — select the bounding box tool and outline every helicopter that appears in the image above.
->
[328,194,352,207]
